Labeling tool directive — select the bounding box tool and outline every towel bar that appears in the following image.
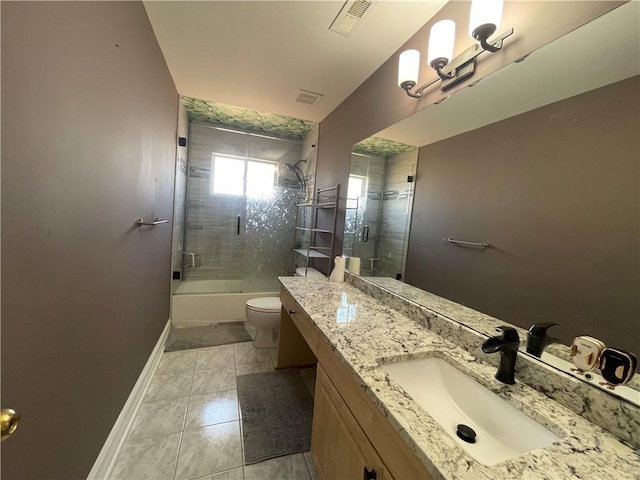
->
[444,238,491,249]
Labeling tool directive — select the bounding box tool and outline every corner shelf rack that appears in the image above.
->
[293,185,340,276]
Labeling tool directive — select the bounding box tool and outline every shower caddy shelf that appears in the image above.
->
[293,185,340,275]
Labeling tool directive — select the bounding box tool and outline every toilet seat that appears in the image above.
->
[246,296,281,313]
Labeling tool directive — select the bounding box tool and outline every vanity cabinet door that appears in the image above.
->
[312,366,392,480]
[277,288,318,368]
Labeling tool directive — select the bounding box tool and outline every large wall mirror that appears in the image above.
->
[348,3,639,404]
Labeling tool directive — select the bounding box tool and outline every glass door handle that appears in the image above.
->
[237,216,241,235]
[361,226,369,242]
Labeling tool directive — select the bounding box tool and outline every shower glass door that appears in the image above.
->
[182,123,301,293]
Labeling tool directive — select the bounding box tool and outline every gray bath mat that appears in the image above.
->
[164,322,251,352]
[237,369,314,464]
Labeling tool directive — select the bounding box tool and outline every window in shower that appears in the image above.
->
[246,160,276,198]
[347,174,367,209]
[212,156,244,195]
[211,155,276,198]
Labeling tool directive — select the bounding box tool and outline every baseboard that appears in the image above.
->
[87,319,171,480]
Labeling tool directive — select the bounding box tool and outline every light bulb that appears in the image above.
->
[469,0,503,40]
[427,20,456,67]
[398,49,420,88]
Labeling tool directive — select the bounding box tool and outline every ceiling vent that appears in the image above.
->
[296,89,324,106]
[329,0,376,37]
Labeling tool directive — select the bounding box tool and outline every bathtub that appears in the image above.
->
[175,279,245,294]
[171,279,278,328]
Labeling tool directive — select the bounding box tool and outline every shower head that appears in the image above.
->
[285,159,307,171]
[284,160,307,189]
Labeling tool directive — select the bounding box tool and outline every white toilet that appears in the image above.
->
[245,297,282,348]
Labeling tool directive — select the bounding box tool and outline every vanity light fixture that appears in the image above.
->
[398,0,513,98]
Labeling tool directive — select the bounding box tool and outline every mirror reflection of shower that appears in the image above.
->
[346,142,418,280]
[284,159,307,189]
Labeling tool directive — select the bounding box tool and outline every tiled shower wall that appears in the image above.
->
[171,102,189,293]
[183,123,303,291]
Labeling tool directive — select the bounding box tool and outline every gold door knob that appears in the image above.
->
[1,408,20,441]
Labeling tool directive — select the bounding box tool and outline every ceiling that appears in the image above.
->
[376,1,640,147]
[143,1,446,123]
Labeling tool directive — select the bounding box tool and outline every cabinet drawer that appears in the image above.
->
[317,338,433,480]
[280,287,318,355]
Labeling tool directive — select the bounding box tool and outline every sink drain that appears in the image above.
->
[456,424,477,443]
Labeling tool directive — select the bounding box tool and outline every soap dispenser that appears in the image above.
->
[526,322,559,357]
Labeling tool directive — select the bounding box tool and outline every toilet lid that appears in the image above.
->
[246,296,281,313]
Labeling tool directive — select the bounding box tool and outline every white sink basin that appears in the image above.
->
[381,356,561,465]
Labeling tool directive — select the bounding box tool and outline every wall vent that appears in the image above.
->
[329,0,375,37]
[296,89,324,106]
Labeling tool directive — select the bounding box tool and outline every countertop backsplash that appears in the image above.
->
[345,273,640,448]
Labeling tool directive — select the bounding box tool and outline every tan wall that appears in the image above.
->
[1,2,178,478]
[406,76,639,353]
[315,1,622,258]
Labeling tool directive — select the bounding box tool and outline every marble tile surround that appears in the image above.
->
[279,276,640,480]
[112,339,318,480]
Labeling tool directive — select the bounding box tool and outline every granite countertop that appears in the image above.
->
[279,276,640,480]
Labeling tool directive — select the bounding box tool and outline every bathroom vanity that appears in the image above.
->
[278,286,430,479]
[276,275,639,480]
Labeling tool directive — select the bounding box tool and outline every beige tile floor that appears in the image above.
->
[111,338,318,480]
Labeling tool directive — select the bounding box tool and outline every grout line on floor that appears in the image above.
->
[180,418,240,434]
[171,431,184,480]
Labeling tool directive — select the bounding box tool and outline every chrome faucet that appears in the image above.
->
[482,326,520,385]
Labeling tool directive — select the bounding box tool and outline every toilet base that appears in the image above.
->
[253,326,280,348]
